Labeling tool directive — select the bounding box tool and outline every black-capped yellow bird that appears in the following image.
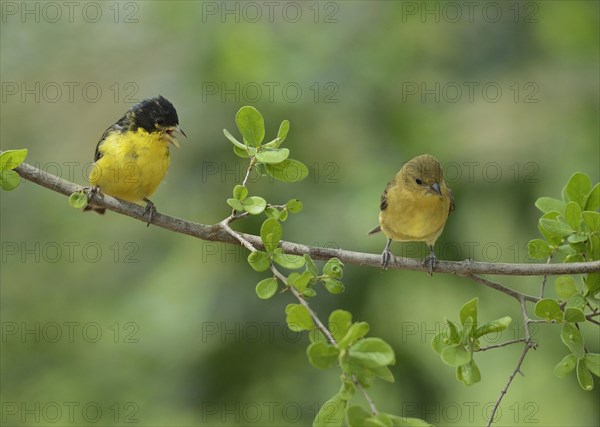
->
[84,96,185,223]
[369,154,454,273]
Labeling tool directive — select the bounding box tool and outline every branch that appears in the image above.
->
[13,161,600,276]
[220,214,378,416]
[486,297,538,427]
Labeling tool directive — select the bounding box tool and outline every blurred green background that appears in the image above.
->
[1,1,599,426]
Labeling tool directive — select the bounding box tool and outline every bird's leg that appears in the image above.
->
[142,197,156,226]
[423,245,439,276]
[381,238,393,269]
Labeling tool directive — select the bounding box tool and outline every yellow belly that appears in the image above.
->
[89,129,171,203]
[379,185,450,246]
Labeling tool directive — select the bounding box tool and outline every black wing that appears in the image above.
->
[93,116,129,162]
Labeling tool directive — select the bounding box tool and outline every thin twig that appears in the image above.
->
[13,161,600,277]
[486,298,537,427]
[220,210,377,415]
[539,255,552,298]
[462,274,539,303]
[477,338,527,352]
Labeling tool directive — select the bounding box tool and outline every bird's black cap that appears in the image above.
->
[130,95,180,133]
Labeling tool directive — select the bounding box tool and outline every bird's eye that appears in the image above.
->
[415,178,423,185]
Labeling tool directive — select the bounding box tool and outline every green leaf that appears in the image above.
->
[538,213,562,246]
[323,258,344,279]
[565,172,591,209]
[329,310,352,343]
[553,354,577,378]
[323,278,345,294]
[527,239,551,259]
[0,149,28,170]
[348,337,395,369]
[285,303,314,332]
[338,322,370,349]
[233,185,248,201]
[534,298,563,322]
[339,381,355,401]
[567,232,588,244]
[584,353,600,377]
[235,106,265,147]
[288,270,313,292]
[313,393,346,427]
[346,405,370,427]
[539,218,574,238]
[247,251,270,272]
[584,183,599,211]
[233,145,250,158]
[256,148,290,164]
[303,288,317,298]
[273,249,306,269]
[279,209,289,222]
[69,192,88,209]
[431,332,451,355]
[364,414,392,426]
[457,359,481,386]
[0,170,21,191]
[554,276,578,299]
[309,329,327,344]
[264,206,280,219]
[265,159,309,183]
[441,344,471,367]
[566,293,587,309]
[459,298,478,326]
[305,254,319,277]
[446,319,460,342]
[474,316,512,338]
[223,128,246,149]
[226,198,244,211]
[561,323,585,358]
[260,218,282,253]
[576,358,594,391]
[585,273,600,296]
[582,211,600,233]
[372,365,395,383]
[277,119,290,142]
[535,196,565,214]
[242,196,267,215]
[564,201,582,231]
[564,307,585,323]
[255,278,278,300]
[307,342,340,369]
[286,199,303,213]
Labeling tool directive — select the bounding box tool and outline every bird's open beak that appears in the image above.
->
[166,125,186,148]
[430,182,442,196]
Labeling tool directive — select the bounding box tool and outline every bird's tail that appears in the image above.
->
[367,225,381,235]
[83,204,106,215]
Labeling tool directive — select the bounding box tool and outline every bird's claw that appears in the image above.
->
[423,253,439,276]
[381,248,392,270]
[143,199,156,226]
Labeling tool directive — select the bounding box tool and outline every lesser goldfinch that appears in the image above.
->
[369,154,455,273]
[84,96,185,223]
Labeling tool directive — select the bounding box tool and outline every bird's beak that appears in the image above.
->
[430,182,442,195]
[166,125,186,149]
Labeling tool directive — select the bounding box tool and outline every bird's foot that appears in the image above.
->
[423,253,439,276]
[381,248,393,270]
[143,198,156,227]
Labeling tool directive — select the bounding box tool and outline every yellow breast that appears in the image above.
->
[379,181,451,246]
[89,129,171,203]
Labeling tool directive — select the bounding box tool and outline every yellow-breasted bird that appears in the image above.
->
[368,154,455,273]
[84,96,185,223]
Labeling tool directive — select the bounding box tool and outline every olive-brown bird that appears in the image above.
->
[368,154,455,273]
